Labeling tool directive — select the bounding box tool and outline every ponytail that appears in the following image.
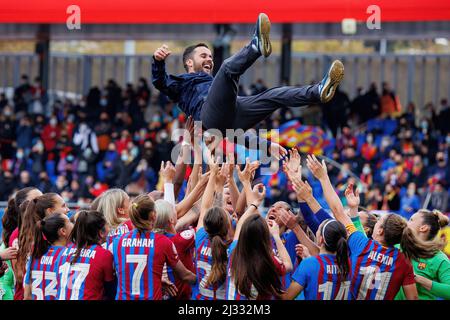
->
[2,187,38,246]
[335,237,350,280]
[204,207,229,287]
[320,219,350,281]
[206,235,228,287]
[400,226,440,261]
[17,193,57,279]
[31,214,67,260]
[2,198,18,246]
[70,210,105,264]
[436,210,449,228]
[129,194,155,233]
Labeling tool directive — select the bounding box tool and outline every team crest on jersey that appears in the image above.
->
[418,262,427,270]
[180,229,195,240]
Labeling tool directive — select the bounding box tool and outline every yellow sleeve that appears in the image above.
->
[345,224,358,236]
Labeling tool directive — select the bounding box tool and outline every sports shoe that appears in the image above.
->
[318,60,344,103]
[250,13,272,57]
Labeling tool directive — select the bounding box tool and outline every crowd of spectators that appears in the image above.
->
[0,74,449,216]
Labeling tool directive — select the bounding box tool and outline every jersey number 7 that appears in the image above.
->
[126,254,148,296]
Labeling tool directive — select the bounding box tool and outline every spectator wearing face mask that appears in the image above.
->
[11,148,28,176]
[400,182,421,218]
[154,129,174,165]
[41,117,61,156]
[360,163,373,186]
[360,134,377,163]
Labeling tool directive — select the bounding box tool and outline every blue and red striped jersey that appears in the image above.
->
[346,226,415,300]
[291,254,351,300]
[24,245,65,300]
[105,220,134,252]
[192,227,227,300]
[57,244,114,300]
[112,229,179,300]
[226,240,286,300]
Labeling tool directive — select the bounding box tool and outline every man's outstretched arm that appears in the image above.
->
[152,44,181,101]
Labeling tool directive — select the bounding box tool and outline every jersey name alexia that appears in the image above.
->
[368,250,394,267]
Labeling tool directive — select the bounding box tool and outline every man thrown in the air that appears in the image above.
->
[152,13,344,159]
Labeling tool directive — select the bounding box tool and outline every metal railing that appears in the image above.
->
[0,52,449,108]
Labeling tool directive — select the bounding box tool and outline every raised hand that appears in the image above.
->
[292,178,313,202]
[154,44,172,62]
[236,158,253,184]
[285,148,301,176]
[278,208,298,230]
[247,183,266,207]
[215,163,229,187]
[295,244,311,259]
[269,142,288,160]
[183,116,194,145]
[160,161,176,183]
[207,154,221,176]
[225,153,235,181]
[306,154,328,181]
[345,183,360,209]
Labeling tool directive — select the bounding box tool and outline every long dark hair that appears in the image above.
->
[69,210,106,264]
[231,214,283,299]
[31,213,67,260]
[204,207,229,287]
[1,187,37,246]
[319,219,350,280]
[16,193,58,279]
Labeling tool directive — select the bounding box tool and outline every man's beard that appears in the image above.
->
[194,62,212,74]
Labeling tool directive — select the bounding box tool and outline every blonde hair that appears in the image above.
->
[129,194,155,232]
[153,200,176,234]
[96,189,129,229]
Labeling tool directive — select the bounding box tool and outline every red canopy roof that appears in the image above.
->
[1,0,449,24]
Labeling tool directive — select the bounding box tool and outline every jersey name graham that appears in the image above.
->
[121,238,154,248]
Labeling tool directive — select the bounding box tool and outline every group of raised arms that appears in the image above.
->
[0,131,449,300]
